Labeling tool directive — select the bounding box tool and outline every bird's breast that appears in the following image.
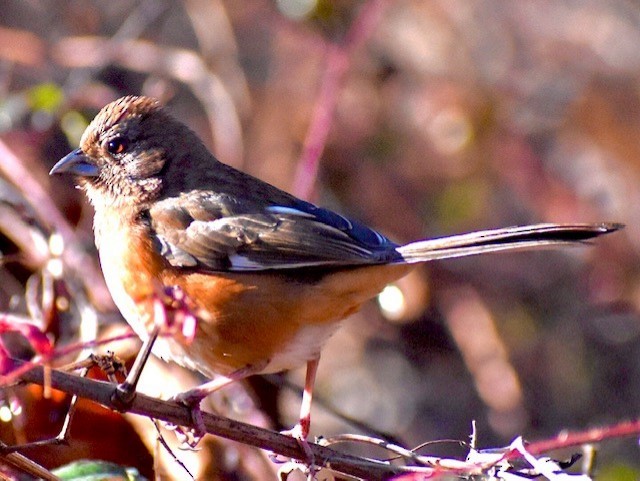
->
[95,210,165,339]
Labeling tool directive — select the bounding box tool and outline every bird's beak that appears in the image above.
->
[50,148,99,177]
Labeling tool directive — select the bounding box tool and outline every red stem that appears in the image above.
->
[292,0,386,200]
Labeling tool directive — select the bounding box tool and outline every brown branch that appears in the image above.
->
[15,365,410,481]
[11,362,640,479]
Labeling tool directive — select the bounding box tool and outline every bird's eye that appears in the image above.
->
[105,137,128,155]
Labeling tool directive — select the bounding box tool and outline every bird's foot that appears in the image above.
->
[165,391,207,450]
[273,425,319,481]
[279,421,315,467]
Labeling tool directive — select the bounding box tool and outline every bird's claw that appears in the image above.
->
[163,421,204,450]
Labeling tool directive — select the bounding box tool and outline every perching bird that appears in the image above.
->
[50,95,620,445]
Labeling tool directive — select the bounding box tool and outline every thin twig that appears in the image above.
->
[0,331,137,386]
[2,357,119,455]
[526,420,640,455]
[0,443,60,481]
[153,420,195,480]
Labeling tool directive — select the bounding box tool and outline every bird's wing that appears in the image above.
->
[148,190,400,271]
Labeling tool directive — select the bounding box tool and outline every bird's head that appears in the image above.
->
[50,96,201,211]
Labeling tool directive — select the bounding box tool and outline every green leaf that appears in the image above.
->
[52,460,147,481]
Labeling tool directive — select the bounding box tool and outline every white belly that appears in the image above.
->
[263,321,342,373]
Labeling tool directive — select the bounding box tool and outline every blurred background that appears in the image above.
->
[0,0,638,479]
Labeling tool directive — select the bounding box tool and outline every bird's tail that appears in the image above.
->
[396,223,622,264]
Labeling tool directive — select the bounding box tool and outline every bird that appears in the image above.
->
[50,95,620,447]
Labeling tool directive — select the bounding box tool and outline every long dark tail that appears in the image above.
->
[396,223,622,264]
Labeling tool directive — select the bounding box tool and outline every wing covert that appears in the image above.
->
[148,191,400,271]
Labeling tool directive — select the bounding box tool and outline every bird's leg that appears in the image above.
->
[173,364,260,405]
[168,364,262,449]
[281,356,320,463]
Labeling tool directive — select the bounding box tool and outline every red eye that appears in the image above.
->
[106,137,127,155]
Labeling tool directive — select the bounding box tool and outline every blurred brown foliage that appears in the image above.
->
[0,0,638,479]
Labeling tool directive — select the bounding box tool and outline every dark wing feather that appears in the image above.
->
[148,190,400,271]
